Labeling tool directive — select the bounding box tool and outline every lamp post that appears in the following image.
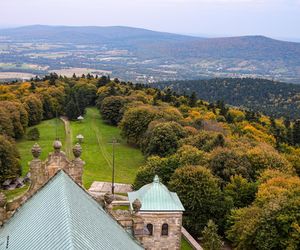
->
[76,134,84,144]
[109,137,119,195]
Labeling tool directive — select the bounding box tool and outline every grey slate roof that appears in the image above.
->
[0,170,143,250]
[128,175,184,212]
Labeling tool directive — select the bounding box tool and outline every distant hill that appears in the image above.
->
[0,25,198,45]
[153,78,300,119]
[147,35,300,61]
[0,25,300,82]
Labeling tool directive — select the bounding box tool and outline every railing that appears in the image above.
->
[181,227,203,250]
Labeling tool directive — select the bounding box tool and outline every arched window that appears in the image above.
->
[161,223,168,236]
[146,223,153,236]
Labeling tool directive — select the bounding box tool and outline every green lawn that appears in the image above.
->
[16,107,144,190]
[70,107,145,188]
[17,118,66,175]
[181,238,194,250]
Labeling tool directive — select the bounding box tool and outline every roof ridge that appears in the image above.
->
[60,172,75,250]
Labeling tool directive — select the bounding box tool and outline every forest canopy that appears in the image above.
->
[1,74,300,249]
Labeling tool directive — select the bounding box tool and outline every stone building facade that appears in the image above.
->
[137,212,183,250]
[0,140,85,226]
[127,175,185,250]
[0,141,186,250]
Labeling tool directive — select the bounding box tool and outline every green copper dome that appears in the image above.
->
[128,175,185,212]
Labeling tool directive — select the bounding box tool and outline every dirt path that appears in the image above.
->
[60,116,72,158]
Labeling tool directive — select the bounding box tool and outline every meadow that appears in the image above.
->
[17,118,66,175]
[70,107,144,188]
[17,107,144,189]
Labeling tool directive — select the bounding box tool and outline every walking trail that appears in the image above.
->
[60,116,72,158]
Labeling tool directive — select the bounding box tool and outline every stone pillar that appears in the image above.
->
[0,193,7,226]
[46,140,64,178]
[29,143,45,192]
[104,192,114,212]
[132,215,144,242]
[68,144,85,185]
[132,199,144,242]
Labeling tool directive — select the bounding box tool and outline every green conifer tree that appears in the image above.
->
[202,220,222,250]
[293,120,300,145]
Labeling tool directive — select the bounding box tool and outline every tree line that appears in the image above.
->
[1,75,300,249]
[153,78,300,119]
[97,80,300,249]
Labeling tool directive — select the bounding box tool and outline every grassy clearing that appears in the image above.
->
[16,107,144,190]
[70,107,144,188]
[181,238,194,250]
[17,119,66,175]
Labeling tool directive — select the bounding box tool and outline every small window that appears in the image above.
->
[146,223,153,236]
[161,223,168,236]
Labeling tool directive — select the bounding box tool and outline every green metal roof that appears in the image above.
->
[0,171,143,250]
[128,175,184,212]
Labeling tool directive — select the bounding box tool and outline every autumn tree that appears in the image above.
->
[0,106,14,137]
[224,175,257,208]
[24,95,43,126]
[120,106,159,145]
[227,174,300,250]
[0,135,21,182]
[169,166,231,236]
[181,131,225,152]
[100,96,127,125]
[142,121,186,157]
[209,148,252,184]
[133,145,207,190]
[0,101,28,139]
[246,144,293,178]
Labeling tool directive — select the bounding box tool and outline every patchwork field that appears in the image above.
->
[0,72,36,80]
[50,68,112,77]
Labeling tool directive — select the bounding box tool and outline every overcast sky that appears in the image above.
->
[0,0,299,40]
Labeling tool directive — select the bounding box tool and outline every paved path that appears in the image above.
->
[60,116,72,158]
[89,181,132,194]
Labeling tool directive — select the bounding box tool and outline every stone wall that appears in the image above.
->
[138,212,183,250]
[29,141,85,192]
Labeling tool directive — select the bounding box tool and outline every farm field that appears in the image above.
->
[0,72,36,80]
[50,68,112,77]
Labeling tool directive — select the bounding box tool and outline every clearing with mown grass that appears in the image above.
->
[17,107,144,189]
[70,108,144,188]
[18,118,66,175]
